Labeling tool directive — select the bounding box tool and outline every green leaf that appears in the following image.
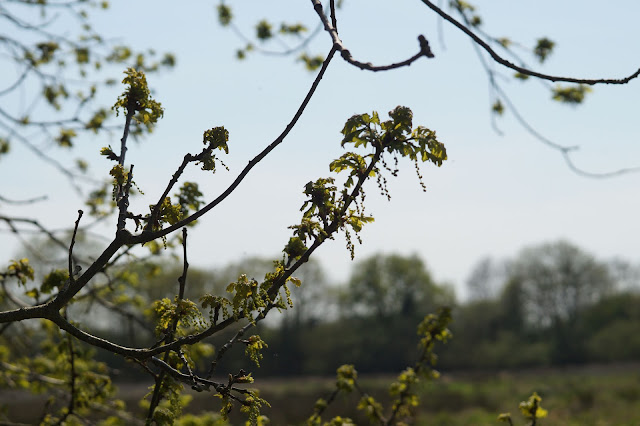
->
[56,128,77,147]
[336,364,357,392]
[7,258,35,285]
[518,392,547,419]
[284,237,307,259]
[75,47,90,64]
[298,53,324,71]
[202,127,229,153]
[100,146,119,161]
[41,269,69,294]
[256,20,273,41]
[0,138,9,156]
[112,68,164,131]
[176,181,204,212]
[534,37,555,63]
[492,100,504,115]
[217,4,232,26]
[497,37,511,47]
[552,84,592,104]
[497,413,512,423]
[280,23,307,36]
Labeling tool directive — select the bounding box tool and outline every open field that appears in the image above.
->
[239,363,640,425]
[3,363,640,425]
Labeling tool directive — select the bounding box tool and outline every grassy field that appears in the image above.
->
[217,363,640,425]
[411,364,640,426]
[3,363,640,424]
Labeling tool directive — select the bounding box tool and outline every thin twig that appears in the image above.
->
[311,0,434,71]
[494,84,640,178]
[85,288,152,331]
[67,210,83,288]
[420,0,640,84]
[0,194,47,205]
[54,331,77,425]
[329,0,338,32]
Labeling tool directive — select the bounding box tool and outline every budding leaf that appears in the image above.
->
[534,37,555,63]
[552,84,592,104]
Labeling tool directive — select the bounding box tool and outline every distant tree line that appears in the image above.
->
[254,240,640,374]
[9,240,637,380]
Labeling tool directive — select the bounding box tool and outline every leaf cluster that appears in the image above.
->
[151,297,207,337]
[498,392,548,426]
[552,84,592,104]
[3,258,35,285]
[338,106,446,189]
[198,127,230,172]
[113,68,164,131]
[534,38,555,63]
[298,53,325,71]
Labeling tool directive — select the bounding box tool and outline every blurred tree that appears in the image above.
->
[497,277,527,336]
[465,256,506,301]
[606,259,640,291]
[329,254,454,372]
[581,292,640,362]
[341,253,454,319]
[504,241,614,364]
[508,241,614,327]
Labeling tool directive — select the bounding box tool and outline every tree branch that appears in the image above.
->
[419,0,640,84]
[130,45,339,243]
[311,0,435,71]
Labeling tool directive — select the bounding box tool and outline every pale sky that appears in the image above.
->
[2,1,639,299]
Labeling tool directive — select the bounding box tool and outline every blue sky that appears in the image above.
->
[2,1,639,298]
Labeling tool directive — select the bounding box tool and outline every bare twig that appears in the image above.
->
[0,194,47,205]
[0,121,86,194]
[419,0,640,85]
[228,20,324,57]
[67,210,83,288]
[311,0,434,71]
[1,282,29,310]
[54,331,77,425]
[329,0,338,32]
[177,227,188,299]
[494,84,640,178]
[0,215,69,252]
[84,287,152,331]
